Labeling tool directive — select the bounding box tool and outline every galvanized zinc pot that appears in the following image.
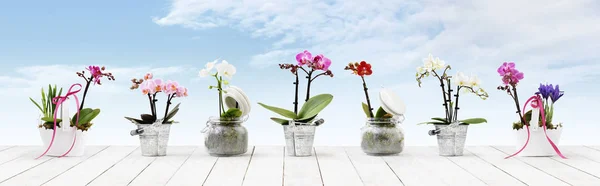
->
[130,120,172,157]
[203,116,249,156]
[283,118,324,157]
[429,122,468,156]
[361,116,405,155]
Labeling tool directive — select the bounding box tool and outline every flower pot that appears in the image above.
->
[203,116,248,156]
[361,117,404,155]
[514,127,562,156]
[283,119,324,156]
[431,123,468,156]
[131,121,172,157]
[39,127,87,157]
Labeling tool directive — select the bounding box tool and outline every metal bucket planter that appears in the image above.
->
[130,121,172,157]
[429,122,469,156]
[361,116,405,155]
[283,119,324,156]
[203,116,249,156]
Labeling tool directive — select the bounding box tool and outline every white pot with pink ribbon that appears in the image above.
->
[496,62,566,159]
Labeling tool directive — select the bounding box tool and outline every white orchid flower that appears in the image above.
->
[422,54,435,71]
[198,69,210,77]
[205,59,217,71]
[416,66,426,74]
[433,57,445,70]
[468,74,481,87]
[216,60,236,79]
[453,72,469,86]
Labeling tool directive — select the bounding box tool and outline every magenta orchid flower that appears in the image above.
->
[497,62,524,86]
[296,50,313,66]
[313,54,331,71]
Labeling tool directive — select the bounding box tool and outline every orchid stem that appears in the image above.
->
[78,77,93,111]
[361,76,374,118]
[293,72,299,114]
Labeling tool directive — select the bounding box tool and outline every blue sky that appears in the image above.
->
[1,0,599,146]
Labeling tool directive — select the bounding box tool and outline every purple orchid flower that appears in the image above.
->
[550,84,564,103]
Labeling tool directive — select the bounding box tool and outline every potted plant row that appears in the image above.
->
[125,73,188,156]
[30,66,114,157]
[496,62,566,158]
[258,50,334,157]
[415,54,489,156]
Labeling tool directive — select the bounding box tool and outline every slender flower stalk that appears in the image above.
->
[345,61,375,118]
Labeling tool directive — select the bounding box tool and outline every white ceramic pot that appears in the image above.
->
[39,127,87,157]
[514,127,562,157]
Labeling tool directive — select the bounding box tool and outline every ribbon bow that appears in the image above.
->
[504,94,566,159]
[36,84,82,159]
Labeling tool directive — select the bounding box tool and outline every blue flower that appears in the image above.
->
[550,84,564,103]
[536,83,552,100]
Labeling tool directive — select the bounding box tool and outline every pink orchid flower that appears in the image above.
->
[313,54,331,71]
[176,86,188,97]
[164,81,179,95]
[296,50,313,66]
[87,65,103,84]
[144,73,153,80]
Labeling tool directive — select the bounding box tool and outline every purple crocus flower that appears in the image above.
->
[550,84,564,103]
[536,83,552,100]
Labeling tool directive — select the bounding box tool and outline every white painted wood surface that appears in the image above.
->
[0,146,599,186]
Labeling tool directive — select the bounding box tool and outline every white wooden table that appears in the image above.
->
[0,146,599,186]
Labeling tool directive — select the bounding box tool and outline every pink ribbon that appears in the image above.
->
[505,94,566,159]
[36,84,82,159]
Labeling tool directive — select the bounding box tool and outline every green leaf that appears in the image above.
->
[431,117,448,123]
[257,103,297,119]
[361,102,371,117]
[41,116,62,123]
[140,114,156,123]
[72,108,93,124]
[222,108,243,118]
[270,117,289,125]
[417,121,447,125]
[460,118,487,124]
[375,106,388,118]
[124,116,144,124]
[41,87,47,116]
[77,108,101,125]
[297,115,317,123]
[30,97,44,114]
[165,108,179,122]
[297,94,333,120]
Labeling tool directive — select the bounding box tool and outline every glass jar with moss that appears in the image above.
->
[203,116,248,156]
[361,116,405,155]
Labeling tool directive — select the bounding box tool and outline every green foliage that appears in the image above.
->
[71,108,101,131]
[417,117,487,125]
[270,117,289,125]
[361,102,370,117]
[259,94,334,125]
[30,84,64,130]
[125,103,182,124]
[513,109,559,130]
[375,107,393,118]
[221,108,243,118]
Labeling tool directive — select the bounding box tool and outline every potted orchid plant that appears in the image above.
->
[496,62,566,158]
[344,61,407,156]
[31,66,114,158]
[415,54,488,156]
[125,73,188,156]
[199,59,252,156]
[258,50,334,157]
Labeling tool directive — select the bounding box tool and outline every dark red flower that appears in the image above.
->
[356,61,372,76]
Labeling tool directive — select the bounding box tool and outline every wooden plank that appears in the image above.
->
[42,146,138,186]
[0,146,107,185]
[0,147,55,183]
[242,146,284,186]
[86,148,157,186]
[0,146,38,165]
[410,147,487,186]
[344,147,403,186]
[549,147,600,181]
[382,149,447,186]
[494,146,600,185]
[128,146,196,186]
[443,146,526,186]
[202,146,255,186]
[283,147,323,186]
[563,146,600,163]
[165,147,219,186]
[467,146,570,186]
[0,146,13,152]
[313,147,363,186]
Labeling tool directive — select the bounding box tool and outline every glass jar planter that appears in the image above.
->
[360,116,405,155]
[283,118,324,156]
[202,116,248,156]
